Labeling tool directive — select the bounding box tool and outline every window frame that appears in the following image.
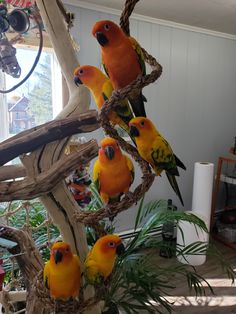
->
[0,41,63,142]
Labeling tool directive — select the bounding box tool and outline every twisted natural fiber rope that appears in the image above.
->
[33,271,105,313]
[120,0,140,35]
[1,1,163,311]
[75,0,162,226]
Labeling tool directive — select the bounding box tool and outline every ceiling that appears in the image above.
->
[78,0,236,36]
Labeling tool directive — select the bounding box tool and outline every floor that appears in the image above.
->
[153,241,236,313]
[0,241,235,313]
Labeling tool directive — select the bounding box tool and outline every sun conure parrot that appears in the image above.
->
[43,241,81,300]
[74,65,135,141]
[93,137,134,204]
[92,20,147,117]
[129,117,186,206]
[84,234,125,284]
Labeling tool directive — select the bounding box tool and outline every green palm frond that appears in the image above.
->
[87,182,104,211]
[104,196,236,313]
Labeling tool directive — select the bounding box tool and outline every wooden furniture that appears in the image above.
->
[211,156,236,249]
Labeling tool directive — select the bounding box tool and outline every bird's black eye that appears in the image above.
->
[104,24,110,31]
[140,120,145,126]
[108,241,115,248]
[65,247,69,252]
[79,69,84,75]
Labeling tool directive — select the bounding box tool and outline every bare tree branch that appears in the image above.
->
[0,140,98,202]
[0,110,99,166]
[0,165,26,181]
[0,225,50,314]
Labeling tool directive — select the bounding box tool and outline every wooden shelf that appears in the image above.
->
[220,174,236,185]
[211,156,236,249]
[212,233,236,250]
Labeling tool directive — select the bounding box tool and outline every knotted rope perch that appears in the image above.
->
[1,1,163,312]
[120,0,140,36]
[32,271,103,313]
[75,0,163,226]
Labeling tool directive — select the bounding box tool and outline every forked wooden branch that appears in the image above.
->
[0,140,98,202]
[0,0,162,313]
[0,225,50,314]
[29,1,100,312]
[0,110,98,166]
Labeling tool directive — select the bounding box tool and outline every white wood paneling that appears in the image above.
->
[67,4,236,232]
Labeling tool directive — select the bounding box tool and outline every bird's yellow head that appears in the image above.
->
[129,117,157,140]
[99,137,122,162]
[74,65,106,88]
[50,241,73,265]
[92,20,125,48]
[94,234,125,258]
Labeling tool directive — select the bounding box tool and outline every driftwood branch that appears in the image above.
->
[30,1,101,312]
[0,140,98,202]
[0,0,157,313]
[0,165,26,181]
[0,225,50,314]
[0,290,27,304]
[0,110,99,166]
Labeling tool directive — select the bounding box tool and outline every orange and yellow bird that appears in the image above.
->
[43,241,81,300]
[93,137,134,204]
[129,117,186,205]
[84,234,125,284]
[92,20,147,117]
[74,65,134,137]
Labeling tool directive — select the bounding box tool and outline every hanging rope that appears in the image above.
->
[0,0,163,311]
[74,0,162,227]
[120,0,140,35]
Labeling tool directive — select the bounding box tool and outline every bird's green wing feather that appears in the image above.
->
[150,138,176,172]
[129,36,146,76]
[151,147,184,205]
[126,156,135,184]
[174,154,186,170]
[103,79,134,131]
[93,160,101,193]
[43,261,50,289]
[115,99,134,125]
[85,257,103,285]
[166,172,184,206]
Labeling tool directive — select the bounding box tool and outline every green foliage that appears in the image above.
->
[1,200,60,280]
[8,201,59,255]
[87,183,104,211]
[1,193,235,313]
[103,196,236,313]
[85,183,115,246]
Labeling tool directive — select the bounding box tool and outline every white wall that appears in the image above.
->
[67,5,236,232]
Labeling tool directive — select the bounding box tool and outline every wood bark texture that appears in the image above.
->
[0,140,98,201]
[0,225,50,314]
[26,0,101,312]
[0,0,102,312]
[0,110,99,166]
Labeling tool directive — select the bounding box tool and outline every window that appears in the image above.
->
[0,47,63,142]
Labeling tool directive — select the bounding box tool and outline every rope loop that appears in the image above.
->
[74,0,162,226]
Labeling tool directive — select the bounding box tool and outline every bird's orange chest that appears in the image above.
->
[102,44,141,89]
[99,159,131,194]
[49,260,80,299]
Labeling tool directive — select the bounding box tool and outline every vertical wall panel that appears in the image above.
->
[67,5,236,231]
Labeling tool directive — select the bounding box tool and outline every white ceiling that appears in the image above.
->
[76,0,236,36]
